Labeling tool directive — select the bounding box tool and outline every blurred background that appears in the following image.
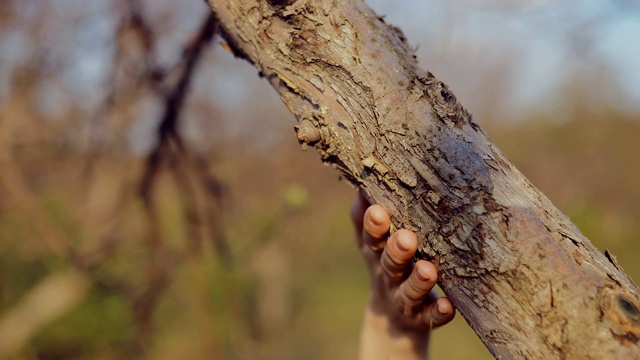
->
[0,0,639,359]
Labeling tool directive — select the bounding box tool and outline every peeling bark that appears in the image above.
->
[206,0,640,358]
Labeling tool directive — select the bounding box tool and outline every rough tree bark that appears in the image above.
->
[206,1,640,358]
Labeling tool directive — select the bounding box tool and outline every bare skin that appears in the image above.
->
[351,195,455,360]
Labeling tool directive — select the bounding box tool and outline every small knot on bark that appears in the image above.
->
[295,119,321,146]
[618,296,640,321]
[440,88,455,105]
[600,287,640,337]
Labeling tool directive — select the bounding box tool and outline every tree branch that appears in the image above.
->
[206,1,640,358]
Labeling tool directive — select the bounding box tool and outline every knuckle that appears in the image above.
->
[367,241,385,253]
[407,277,427,297]
[381,254,405,277]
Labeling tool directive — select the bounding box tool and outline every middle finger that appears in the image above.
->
[380,229,418,285]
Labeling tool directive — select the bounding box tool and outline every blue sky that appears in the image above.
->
[1,0,638,128]
[367,0,640,120]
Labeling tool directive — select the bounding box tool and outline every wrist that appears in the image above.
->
[358,300,430,360]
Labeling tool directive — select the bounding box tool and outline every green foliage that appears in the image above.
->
[2,115,640,360]
[283,184,311,211]
[32,288,132,358]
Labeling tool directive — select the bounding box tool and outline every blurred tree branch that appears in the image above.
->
[0,2,230,356]
[0,270,91,358]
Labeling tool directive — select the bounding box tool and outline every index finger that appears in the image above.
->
[362,204,391,254]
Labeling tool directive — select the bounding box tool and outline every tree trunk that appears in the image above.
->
[206,1,640,358]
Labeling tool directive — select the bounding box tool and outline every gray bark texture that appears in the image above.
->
[206,0,640,358]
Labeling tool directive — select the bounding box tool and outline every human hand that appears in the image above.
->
[351,194,455,359]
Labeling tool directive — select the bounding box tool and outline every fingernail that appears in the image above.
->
[417,265,429,281]
[396,235,410,251]
[370,211,385,226]
[437,300,448,315]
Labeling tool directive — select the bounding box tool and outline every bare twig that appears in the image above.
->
[132,11,221,351]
